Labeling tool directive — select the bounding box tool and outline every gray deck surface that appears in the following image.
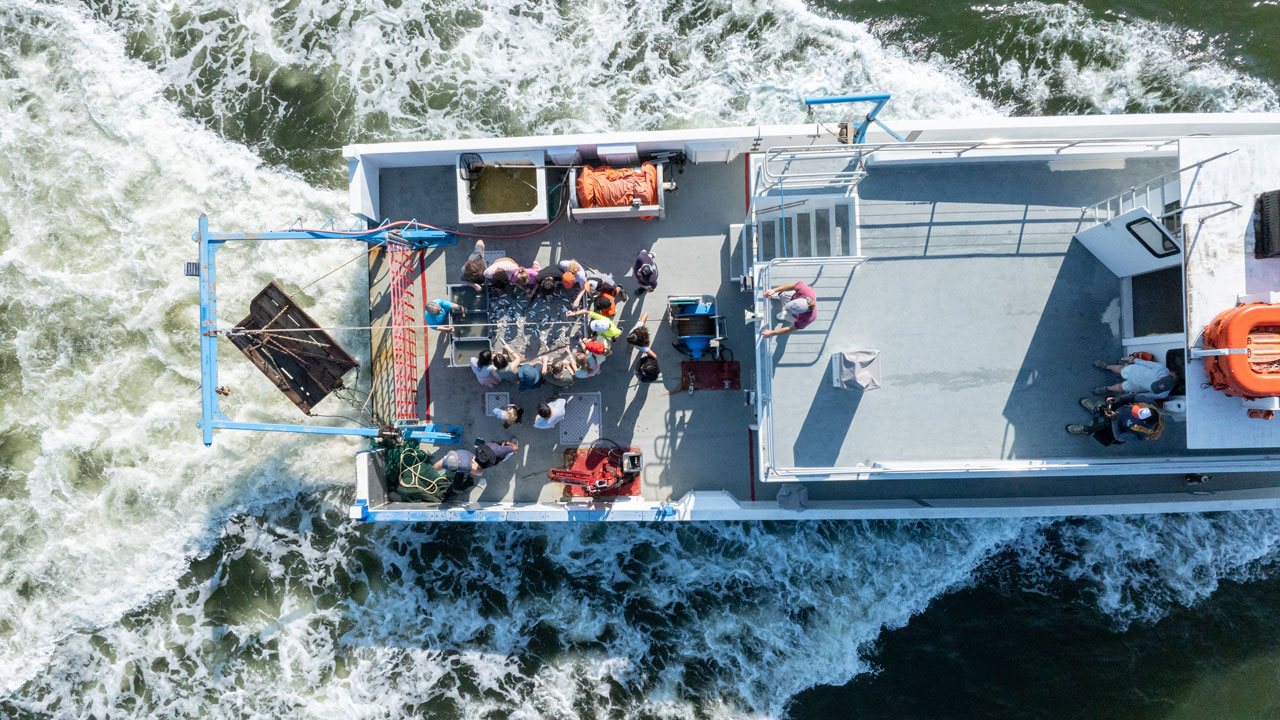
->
[377,159,755,504]
[765,158,1191,470]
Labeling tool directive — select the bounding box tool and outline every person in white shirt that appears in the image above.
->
[1092,354,1177,401]
[470,350,500,388]
[626,312,652,355]
[534,398,568,429]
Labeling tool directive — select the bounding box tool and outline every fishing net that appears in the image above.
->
[380,439,456,503]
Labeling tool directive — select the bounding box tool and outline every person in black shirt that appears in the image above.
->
[1067,398,1163,445]
[633,249,658,295]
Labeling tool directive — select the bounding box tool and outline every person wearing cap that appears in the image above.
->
[761,281,817,338]
[475,440,518,469]
[534,397,568,429]
[584,271,621,297]
[1091,354,1177,401]
[1067,399,1164,444]
[432,448,487,495]
[435,448,485,478]
[424,298,461,335]
[565,307,622,339]
[517,358,545,391]
[558,259,587,289]
[571,278,622,316]
[632,249,658,295]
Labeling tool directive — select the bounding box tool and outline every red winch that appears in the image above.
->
[548,445,643,497]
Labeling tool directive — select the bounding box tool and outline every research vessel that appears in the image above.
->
[194,96,1280,521]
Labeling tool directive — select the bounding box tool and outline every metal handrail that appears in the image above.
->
[751,256,869,480]
[759,136,1182,193]
[1084,148,1239,228]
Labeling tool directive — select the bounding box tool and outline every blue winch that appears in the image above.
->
[667,294,727,360]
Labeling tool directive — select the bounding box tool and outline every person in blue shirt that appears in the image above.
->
[424,298,461,334]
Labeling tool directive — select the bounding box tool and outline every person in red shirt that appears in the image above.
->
[761,281,817,338]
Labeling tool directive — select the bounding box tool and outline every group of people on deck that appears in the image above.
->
[410,239,662,494]
[1067,352,1177,445]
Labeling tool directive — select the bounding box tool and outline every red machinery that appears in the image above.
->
[548,445,642,497]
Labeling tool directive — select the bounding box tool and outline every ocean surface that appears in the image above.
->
[2,0,1280,717]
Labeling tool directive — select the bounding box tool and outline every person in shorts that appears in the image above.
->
[1067,398,1164,445]
[761,280,817,338]
[1091,354,1177,401]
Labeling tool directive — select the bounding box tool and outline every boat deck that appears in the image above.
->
[369,151,1279,506]
[763,157,1190,473]
[375,159,757,504]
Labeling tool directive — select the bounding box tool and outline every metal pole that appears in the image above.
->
[196,215,220,447]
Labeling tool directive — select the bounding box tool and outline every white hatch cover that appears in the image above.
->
[1074,208,1182,278]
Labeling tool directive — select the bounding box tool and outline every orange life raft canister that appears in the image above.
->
[1203,302,1280,399]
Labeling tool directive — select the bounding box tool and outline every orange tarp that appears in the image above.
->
[576,162,658,208]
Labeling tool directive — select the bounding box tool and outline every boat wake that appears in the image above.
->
[966,1,1279,114]
[2,0,1280,717]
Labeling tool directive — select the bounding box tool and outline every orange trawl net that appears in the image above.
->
[576,162,658,208]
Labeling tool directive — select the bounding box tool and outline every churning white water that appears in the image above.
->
[2,0,1280,717]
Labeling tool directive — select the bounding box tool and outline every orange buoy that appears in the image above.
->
[1204,303,1280,399]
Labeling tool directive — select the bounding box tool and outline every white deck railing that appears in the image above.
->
[749,135,1187,269]
[1084,148,1240,233]
[759,136,1181,190]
